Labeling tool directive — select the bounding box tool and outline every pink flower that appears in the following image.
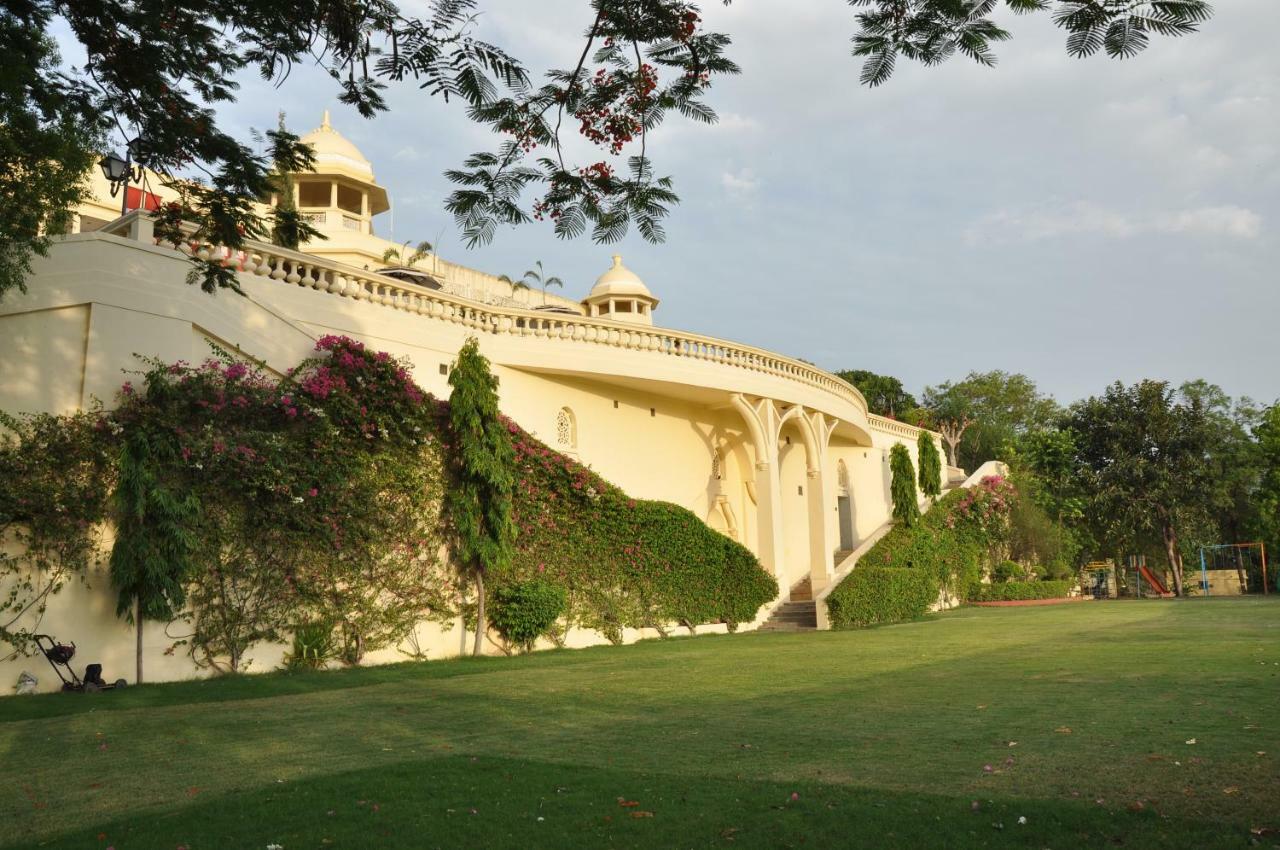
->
[308,488,318,497]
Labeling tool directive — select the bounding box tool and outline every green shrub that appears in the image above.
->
[503,422,777,641]
[917,431,942,500]
[992,560,1021,583]
[825,567,939,628]
[490,580,567,652]
[828,478,1021,629]
[970,580,1074,602]
[889,443,920,527]
[284,620,337,670]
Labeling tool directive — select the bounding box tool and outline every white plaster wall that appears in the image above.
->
[0,305,90,415]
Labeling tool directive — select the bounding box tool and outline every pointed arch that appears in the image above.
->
[555,406,577,449]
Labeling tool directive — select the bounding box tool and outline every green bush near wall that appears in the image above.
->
[497,422,777,643]
[825,567,940,628]
[827,477,1017,630]
[970,580,1073,602]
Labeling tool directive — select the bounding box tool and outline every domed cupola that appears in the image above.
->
[582,255,658,325]
[288,110,390,236]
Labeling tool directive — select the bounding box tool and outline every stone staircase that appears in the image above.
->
[759,577,818,632]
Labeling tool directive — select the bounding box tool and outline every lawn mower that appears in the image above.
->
[32,634,127,693]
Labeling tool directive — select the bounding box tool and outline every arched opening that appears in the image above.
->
[836,459,854,553]
[555,407,577,450]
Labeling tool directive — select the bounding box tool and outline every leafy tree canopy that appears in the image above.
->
[836,369,918,419]
[922,370,1060,471]
[1064,379,1220,595]
[2,0,1212,300]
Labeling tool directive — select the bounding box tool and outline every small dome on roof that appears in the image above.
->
[588,255,654,300]
[582,255,658,325]
[299,110,374,179]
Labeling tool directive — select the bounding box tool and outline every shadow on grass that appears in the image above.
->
[0,641,661,725]
[4,753,1251,850]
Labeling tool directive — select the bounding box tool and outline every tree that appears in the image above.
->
[937,417,972,470]
[1066,380,1219,596]
[836,369,917,419]
[889,443,920,527]
[5,0,1210,301]
[109,427,199,683]
[849,0,1212,86]
[445,338,516,655]
[0,23,101,300]
[1253,404,1280,588]
[267,112,326,251]
[923,371,1060,471]
[381,240,434,267]
[522,261,565,306]
[917,430,942,501]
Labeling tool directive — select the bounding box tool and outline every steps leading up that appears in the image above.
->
[759,577,818,631]
[758,601,818,631]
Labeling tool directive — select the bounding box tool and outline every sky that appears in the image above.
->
[98,1,1280,406]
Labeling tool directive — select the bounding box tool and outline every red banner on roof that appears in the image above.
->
[125,186,162,212]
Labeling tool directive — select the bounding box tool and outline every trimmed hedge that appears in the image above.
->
[484,407,777,643]
[827,478,1018,630]
[970,580,1073,602]
[490,579,567,652]
[825,568,939,628]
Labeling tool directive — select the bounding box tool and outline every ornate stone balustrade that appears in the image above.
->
[866,412,928,441]
[110,212,875,423]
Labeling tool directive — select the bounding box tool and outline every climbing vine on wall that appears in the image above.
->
[0,410,115,658]
[0,335,774,666]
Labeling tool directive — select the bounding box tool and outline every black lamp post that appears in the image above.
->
[98,137,145,217]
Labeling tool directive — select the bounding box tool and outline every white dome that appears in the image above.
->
[299,110,374,179]
[587,255,655,300]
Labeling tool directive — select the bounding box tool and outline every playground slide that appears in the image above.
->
[1137,564,1173,596]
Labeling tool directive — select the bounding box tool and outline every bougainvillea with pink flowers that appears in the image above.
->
[1,334,773,665]
[827,475,1020,629]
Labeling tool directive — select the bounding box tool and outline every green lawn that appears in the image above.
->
[3,600,1279,849]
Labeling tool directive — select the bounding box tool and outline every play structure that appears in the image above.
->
[1196,542,1270,596]
[1094,546,1273,599]
[1126,555,1174,598]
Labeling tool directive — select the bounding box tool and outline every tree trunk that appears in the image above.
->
[472,570,485,657]
[943,438,958,468]
[1162,522,1184,596]
[135,599,143,685]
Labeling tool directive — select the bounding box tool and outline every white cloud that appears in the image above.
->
[1161,206,1263,238]
[721,167,759,194]
[392,146,425,162]
[964,201,1262,245]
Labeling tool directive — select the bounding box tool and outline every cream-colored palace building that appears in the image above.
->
[1,114,992,690]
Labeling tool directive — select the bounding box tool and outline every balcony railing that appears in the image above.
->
[99,212,916,430]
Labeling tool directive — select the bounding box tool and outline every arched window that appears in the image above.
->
[837,459,851,494]
[555,407,577,449]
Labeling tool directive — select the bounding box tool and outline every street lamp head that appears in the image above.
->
[98,152,129,182]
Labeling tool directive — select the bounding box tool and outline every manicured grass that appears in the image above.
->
[3,599,1279,849]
